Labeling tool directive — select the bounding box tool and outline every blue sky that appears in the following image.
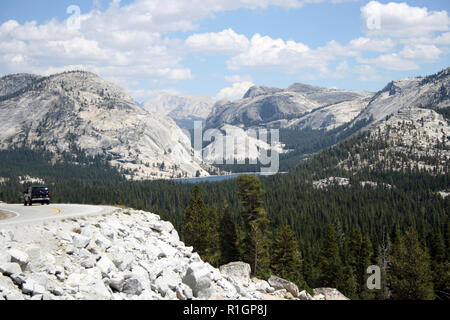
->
[0,0,449,101]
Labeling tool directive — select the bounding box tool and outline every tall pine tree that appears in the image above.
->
[389,227,434,300]
[237,175,271,278]
[271,222,302,282]
[183,184,218,261]
[218,198,239,265]
[318,224,345,289]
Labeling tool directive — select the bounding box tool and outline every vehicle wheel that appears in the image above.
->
[47,201,50,205]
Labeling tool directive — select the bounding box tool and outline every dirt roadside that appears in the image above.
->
[0,209,15,220]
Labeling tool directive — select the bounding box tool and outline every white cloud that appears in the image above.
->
[0,0,448,99]
[0,0,317,97]
[349,37,395,53]
[185,29,249,54]
[358,53,419,71]
[216,81,254,100]
[361,1,450,38]
[227,33,311,71]
[225,33,361,76]
[399,44,442,63]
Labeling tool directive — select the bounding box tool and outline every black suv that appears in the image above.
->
[23,186,51,206]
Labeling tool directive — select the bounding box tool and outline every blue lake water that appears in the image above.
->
[174,172,284,184]
[175,173,256,183]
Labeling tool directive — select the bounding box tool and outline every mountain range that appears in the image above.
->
[202,68,449,167]
[0,67,448,180]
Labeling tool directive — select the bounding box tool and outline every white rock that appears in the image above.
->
[182,262,215,300]
[170,229,180,242]
[0,262,22,276]
[57,231,72,242]
[153,276,169,296]
[72,234,91,249]
[112,253,134,272]
[4,292,25,300]
[268,275,299,297]
[96,256,116,276]
[252,278,271,293]
[25,246,41,262]
[162,269,181,291]
[109,273,125,292]
[313,288,349,300]
[219,262,251,287]
[122,276,143,296]
[129,265,151,291]
[298,290,312,300]
[80,257,96,269]
[176,283,193,300]
[8,249,29,267]
[44,253,56,265]
[156,240,178,258]
[94,233,112,249]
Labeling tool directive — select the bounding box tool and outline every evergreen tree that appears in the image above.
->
[271,222,302,283]
[389,227,434,300]
[349,227,373,298]
[218,198,239,265]
[203,205,221,266]
[183,185,210,257]
[237,175,271,277]
[428,230,449,300]
[318,225,345,289]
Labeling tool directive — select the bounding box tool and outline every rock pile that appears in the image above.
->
[0,208,348,300]
[0,208,263,300]
[218,261,349,300]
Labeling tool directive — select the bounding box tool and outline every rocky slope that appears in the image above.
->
[0,71,209,180]
[338,68,450,173]
[0,73,42,97]
[0,207,347,300]
[143,92,215,129]
[354,68,450,125]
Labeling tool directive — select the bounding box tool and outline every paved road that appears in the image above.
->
[0,203,117,226]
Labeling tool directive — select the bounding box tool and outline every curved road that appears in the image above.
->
[0,203,117,227]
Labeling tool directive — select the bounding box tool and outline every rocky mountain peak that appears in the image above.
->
[243,85,283,99]
[0,71,208,180]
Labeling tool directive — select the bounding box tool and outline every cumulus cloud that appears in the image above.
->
[349,37,395,53]
[399,44,442,63]
[0,0,306,92]
[226,34,311,71]
[185,29,250,54]
[216,81,254,100]
[358,53,419,71]
[361,1,450,38]
[0,0,448,100]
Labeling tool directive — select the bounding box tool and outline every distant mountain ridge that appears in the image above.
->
[206,82,372,129]
[143,92,215,129]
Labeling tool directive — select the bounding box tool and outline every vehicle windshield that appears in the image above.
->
[32,187,48,192]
